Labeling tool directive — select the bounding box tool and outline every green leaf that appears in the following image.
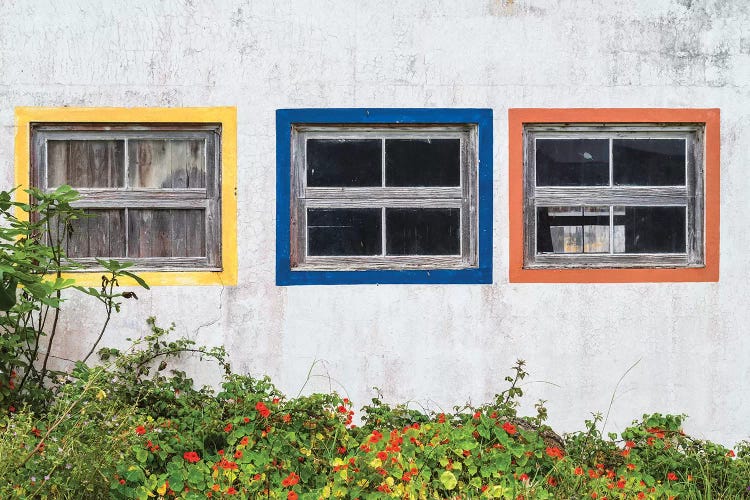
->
[120,270,150,289]
[440,471,458,490]
[133,446,148,463]
[0,277,17,311]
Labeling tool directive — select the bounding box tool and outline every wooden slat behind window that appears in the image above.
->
[128,209,205,258]
[47,140,124,188]
[65,210,126,258]
[128,140,205,188]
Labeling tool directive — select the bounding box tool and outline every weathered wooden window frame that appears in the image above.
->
[523,124,705,269]
[290,125,479,271]
[30,123,222,271]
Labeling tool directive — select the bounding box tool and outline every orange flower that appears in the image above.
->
[281,472,300,487]
[287,491,298,500]
[545,447,564,459]
[256,401,271,418]
[211,484,220,492]
[283,414,291,423]
[574,467,583,475]
[502,422,517,435]
[626,463,636,471]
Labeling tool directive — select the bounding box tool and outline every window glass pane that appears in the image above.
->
[307,208,381,256]
[48,140,125,188]
[386,208,460,255]
[62,209,126,258]
[128,209,206,257]
[613,139,685,186]
[536,139,609,186]
[583,206,611,253]
[537,206,611,254]
[385,139,460,186]
[613,206,686,253]
[128,139,206,188]
[306,139,381,187]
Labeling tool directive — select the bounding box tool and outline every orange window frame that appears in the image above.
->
[508,108,720,283]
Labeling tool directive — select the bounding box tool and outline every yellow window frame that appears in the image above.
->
[14,106,238,286]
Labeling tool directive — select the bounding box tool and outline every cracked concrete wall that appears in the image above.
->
[1,0,749,445]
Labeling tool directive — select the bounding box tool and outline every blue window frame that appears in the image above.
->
[276,108,492,285]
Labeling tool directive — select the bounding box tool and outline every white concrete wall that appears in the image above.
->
[2,0,749,445]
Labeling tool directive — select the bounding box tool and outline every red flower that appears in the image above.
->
[272,397,280,404]
[625,440,636,449]
[626,463,636,471]
[667,472,678,481]
[519,473,529,481]
[224,423,233,433]
[473,411,481,420]
[616,479,625,489]
[437,413,446,423]
[377,451,388,461]
[283,414,291,423]
[256,401,271,418]
[119,479,126,485]
[574,467,583,475]
[545,447,564,459]
[287,492,298,500]
[547,476,557,487]
[620,449,630,457]
[637,493,645,499]
[281,472,300,487]
[727,450,735,457]
[234,450,243,459]
[337,446,346,455]
[226,486,237,495]
[240,436,249,446]
[502,422,517,435]
[183,451,200,463]
[243,417,250,423]
[135,426,146,436]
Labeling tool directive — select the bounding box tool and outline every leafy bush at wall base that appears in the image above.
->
[2,329,749,500]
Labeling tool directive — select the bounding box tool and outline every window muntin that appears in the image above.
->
[524,125,703,269]
[31,124,221,271]
[290,126,478,271]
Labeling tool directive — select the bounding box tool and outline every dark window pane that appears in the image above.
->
[613,139,685,186]
[386,139,460,186]
[536,139,609,186]
[307,139,381,187]
[538,206,612,254]
[613,206,686,253]
[386,208,460,255]
[307,208,381,256]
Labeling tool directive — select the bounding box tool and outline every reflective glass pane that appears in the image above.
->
[536,139,609,186]
[583,207,611,254]
[537,206,611,254]
[613,206,686,253]
[307,208,381,256]
[385,139,460,186]
[386,208,460,255]
[613,139,686,186]
[306,139,381,187]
